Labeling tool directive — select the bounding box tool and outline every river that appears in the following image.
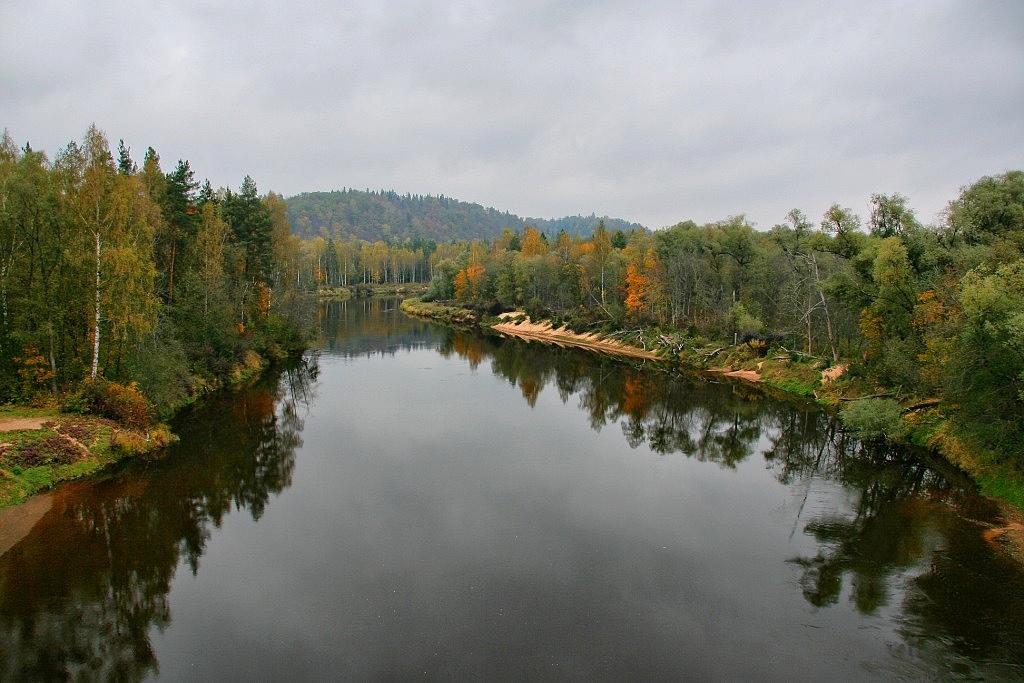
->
[1,298,1023,681]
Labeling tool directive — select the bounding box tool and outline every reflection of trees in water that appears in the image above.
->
[777,431,1024,674]
[781,440,979,610]
[900,526,1024,677]
[319,298,438,358]
[446,330,1024,673]
[0,358,316,681]
[452,331,778,468]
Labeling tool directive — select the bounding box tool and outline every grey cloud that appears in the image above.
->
[2,0,1022,230]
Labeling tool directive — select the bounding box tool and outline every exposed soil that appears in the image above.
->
[491,314,661,360]
[0,417,49,432]
[984,502,1024,564]
[708,367,763,383]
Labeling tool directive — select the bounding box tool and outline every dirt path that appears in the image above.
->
[0,417,48,432]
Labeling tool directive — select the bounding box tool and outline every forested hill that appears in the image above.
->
[286,189,645,242]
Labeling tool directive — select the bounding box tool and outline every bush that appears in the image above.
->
[70,379,155,430]
[125,327,194,418]
[839,398,904,441]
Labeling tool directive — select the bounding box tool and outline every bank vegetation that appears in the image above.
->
[400,171,1024,506]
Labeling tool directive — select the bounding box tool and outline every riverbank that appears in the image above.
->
[0,342,301,511]
[402,297,1024,560]
[317,283,427,300]
[490,312,661,360]
[0,409,174,509]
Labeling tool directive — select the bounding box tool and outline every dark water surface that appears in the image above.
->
[2,298,1024,681]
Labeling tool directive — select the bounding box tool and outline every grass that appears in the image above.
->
[977,472,1024,510]
[0,412,171,508]
[760,360,822,397]
[400,298,480,326]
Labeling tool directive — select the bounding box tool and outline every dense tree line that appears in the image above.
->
[413,173,1024,465]
[7,125,1017,462]
[0,125,307,417]
[286,188,643,243]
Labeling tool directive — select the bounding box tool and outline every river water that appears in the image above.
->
[1,298,1023,681]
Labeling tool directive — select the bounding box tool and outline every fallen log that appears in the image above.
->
[902,398,941,413]
[838,393,895,402]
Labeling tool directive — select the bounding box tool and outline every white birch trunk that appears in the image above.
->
[91,230,101,380]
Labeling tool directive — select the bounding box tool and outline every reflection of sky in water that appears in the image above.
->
[150,340,1006,681]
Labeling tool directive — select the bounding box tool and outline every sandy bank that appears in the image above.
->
[491,314,661,360]
[0,492,52,557]
[0,417,49,432]
[707,367,763,382]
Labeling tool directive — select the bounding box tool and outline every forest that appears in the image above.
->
[0,125,308,420]
[403,173,1024,475]
[2,124,1023,480]
[287,188,643,243]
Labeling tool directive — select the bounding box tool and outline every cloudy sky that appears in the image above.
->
[2,1,1022,230]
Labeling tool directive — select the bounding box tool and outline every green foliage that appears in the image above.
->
[727,303,763,337]
[124,321,195,418]
[223,175,274,283]
[948,260,1024,460]
[839,399,905,441]
[286,189,644,244]
[947,170,1024,246]
[0,126,311,420]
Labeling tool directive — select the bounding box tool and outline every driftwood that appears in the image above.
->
[836,394,940,413]
[659,335,687,353]
[701,347,724,359]
[838,392,895,402]
[779,346,817,359]
[902,398,941,413]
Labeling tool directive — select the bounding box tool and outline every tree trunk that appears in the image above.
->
[168,228,177,304]
[91,230,101,380]
[810,252,839,363]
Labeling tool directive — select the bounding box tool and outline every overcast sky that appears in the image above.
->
[2,1,1022,230]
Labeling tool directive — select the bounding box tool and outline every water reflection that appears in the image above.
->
[438,324,1024,678]
[0,359,316,680]
[316,296,438,358]
[0,300,1021,680]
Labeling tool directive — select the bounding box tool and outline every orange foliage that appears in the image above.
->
[913,289,961,389]
[12,346,54,390]
[454,263,487,301]
[621,373,652,418]
[521,226,547,257]
[859,308,884,347]
[624,261,649,317]
[624,249,665,322]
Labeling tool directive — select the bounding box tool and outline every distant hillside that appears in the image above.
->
[286,189,646,243]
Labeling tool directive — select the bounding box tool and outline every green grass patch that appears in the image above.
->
[401,298,479,326]
[12,466,54,503]
[976,472,1024,510]
[0,406,58,420]
[760,362,821,397]
[0,413,170,509]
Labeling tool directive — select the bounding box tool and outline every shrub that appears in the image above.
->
[6,434,83,468]
[126,329,194,418]
[72,379,155,430]
[839,398,904,441]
